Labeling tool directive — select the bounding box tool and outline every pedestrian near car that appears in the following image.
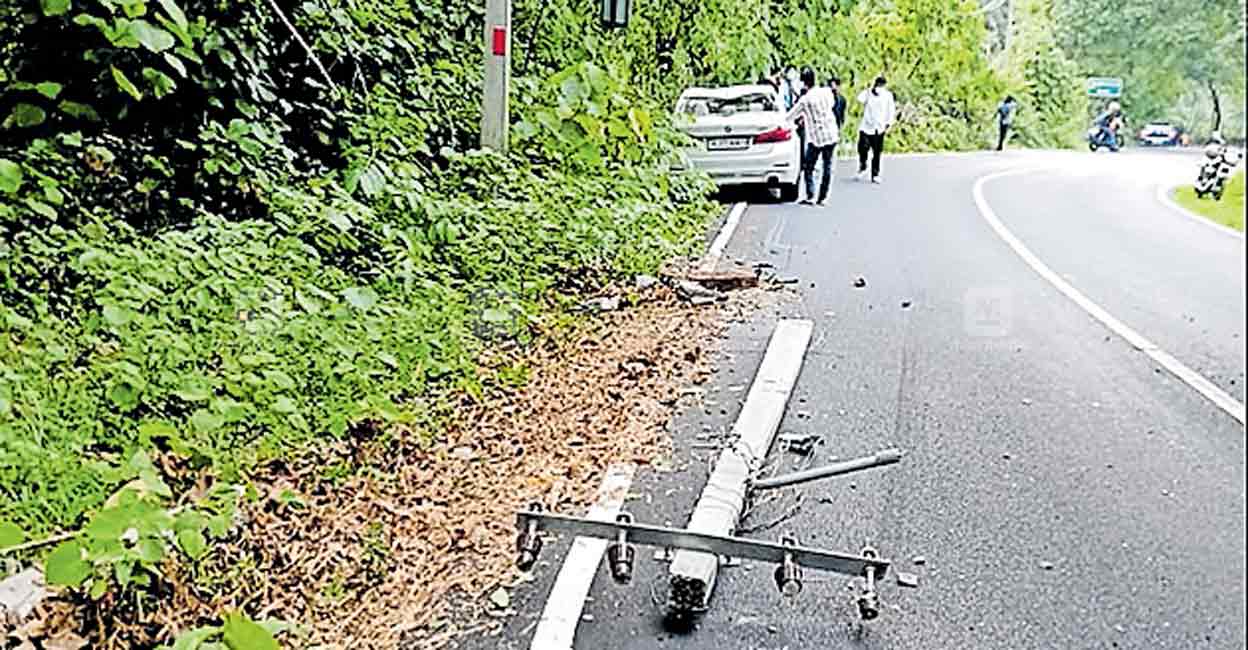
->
[856,76,896,184]
[786,70,840,206]
[794,67,815,172]
[782,65,802,110]
[996,95,1018,151]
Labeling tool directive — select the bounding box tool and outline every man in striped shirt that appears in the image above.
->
[786,70,840,205]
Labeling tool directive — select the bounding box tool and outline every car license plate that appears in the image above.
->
[707,137,750,151]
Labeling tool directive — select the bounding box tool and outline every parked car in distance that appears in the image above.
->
[673,85,801,201]
[1137,121,1181,147]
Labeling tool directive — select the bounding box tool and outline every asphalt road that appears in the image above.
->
[465,149,1246,650]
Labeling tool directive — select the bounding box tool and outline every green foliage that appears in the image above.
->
[0,0,715,547]
[770,0,1006,151]
[41,451,239,600]
[158,612,291,650]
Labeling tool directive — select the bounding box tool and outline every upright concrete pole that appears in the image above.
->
[481,0,512,152]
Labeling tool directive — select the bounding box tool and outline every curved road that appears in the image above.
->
[467,150,1245,650]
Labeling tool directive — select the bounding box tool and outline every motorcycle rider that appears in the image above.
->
[1093,101,1124,147]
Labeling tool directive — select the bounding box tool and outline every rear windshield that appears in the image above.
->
[678,93,778,117]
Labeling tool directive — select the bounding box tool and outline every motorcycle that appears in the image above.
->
[1194,142,1243,200]
[1086,122,1123,152]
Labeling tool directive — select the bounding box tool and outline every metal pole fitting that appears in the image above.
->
[752,448,904,491]
[516,502,544,571]
[856,544,880,620]
[773,534,803,598]
[606,512,636,584]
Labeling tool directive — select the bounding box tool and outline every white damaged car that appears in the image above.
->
[674,84,801,202]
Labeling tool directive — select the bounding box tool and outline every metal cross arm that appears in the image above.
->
[513,507,891,617]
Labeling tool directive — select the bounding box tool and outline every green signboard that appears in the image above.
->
[1086,77,1123,98]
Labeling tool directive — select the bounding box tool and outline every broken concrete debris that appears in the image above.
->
[778,433,821,456]
[0,568,47,627]
[582,295,622,312]
[634,274,660,291]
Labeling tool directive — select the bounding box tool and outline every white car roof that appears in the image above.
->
[679,85,778,100]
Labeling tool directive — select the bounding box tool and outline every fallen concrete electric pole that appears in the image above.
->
[513,318,904,627]
[667,318,813,612]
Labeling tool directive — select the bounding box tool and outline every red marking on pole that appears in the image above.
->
[492,27,507,56]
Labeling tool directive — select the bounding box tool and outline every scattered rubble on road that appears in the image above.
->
[778,433,821,456]
[896,572,920,588]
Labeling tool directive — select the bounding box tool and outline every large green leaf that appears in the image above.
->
[0,159,22,194]
[177,526,208,560]
[131,20,177,53]
[59,100,101,121]
[222,611,279,650]
[0,520,25,548]
[158,0,189,30]
[40,0,70,16]
[45,540,91,587]
[4,103,47,128]
[112,66,144,101]
[35,82,63,99]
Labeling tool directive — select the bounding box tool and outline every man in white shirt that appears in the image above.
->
[786,71,840,205]
[856,76,896,184]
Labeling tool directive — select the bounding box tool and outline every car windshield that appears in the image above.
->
[679,92,778,117]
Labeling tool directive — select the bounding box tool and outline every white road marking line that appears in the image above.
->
[973,168,1246,425]
[699,202,748,272]
[529,463,636,650]
[1155,182,1245,240]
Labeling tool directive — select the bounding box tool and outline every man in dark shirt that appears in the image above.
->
[829,76,847,130]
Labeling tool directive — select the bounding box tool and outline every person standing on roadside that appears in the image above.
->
[856,76,896,184]
[782,66,802,110]
[829,76,848,131]
[794,67,815,172]
[996,95,1018,151]
[786,69,840,206]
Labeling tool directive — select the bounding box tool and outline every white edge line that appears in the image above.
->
[529,463,636,650]
[973,168,1245,425]
[698,202,747,272]
[1154,182,1245,240]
